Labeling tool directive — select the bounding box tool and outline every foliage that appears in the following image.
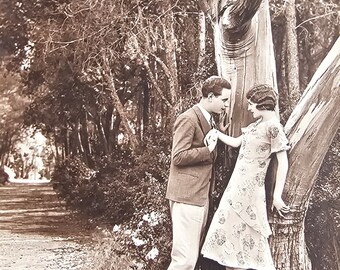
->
[305,131,340,270]
[84,231,133,270]
[8,0,207,158]
[52,152,135,223]
[0,65,31,166]
[52,137,172,269]
[109,176,172,270]
[270,0,339,120]
[0,0,70,71]
[1,0,339,269]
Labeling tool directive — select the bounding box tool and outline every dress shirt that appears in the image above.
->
[197,104,214,128]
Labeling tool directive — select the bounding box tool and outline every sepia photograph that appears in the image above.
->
[0,0,339,269]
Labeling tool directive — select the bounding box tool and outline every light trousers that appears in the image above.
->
[167,200,209,270]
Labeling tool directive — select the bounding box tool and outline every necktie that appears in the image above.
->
[210,115,216,129]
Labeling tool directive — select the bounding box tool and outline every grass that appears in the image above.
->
[83,230,134,270]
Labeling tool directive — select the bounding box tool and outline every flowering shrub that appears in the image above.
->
[52,139,172,269]
[110,175,172,270]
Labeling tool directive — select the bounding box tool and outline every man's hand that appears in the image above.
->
[204,129,218,152]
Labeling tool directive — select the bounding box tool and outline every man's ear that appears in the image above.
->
[208,92,214,100]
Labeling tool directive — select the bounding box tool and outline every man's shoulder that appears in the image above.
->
[173,106,199,127]
[178,105,199,118]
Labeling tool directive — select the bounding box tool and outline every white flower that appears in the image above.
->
[132,236,146,247]
[149,211,161,226]
[146,247,159,260]
[142,211,162,227]
[132,261,144,270]
[112,225,121,232]
[142,213,150,222]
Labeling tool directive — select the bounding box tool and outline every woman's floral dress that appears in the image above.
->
[201,117,290,270]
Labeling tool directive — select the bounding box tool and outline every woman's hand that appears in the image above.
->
[204,129,218,152]
[218,111,230,133]
[272,197,290,217]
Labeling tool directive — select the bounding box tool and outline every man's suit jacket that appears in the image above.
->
[166,105,216,207]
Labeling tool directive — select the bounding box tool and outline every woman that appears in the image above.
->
[201,84,290,270]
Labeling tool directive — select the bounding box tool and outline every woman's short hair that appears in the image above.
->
[201,76,231,97]
[246,84,277,111]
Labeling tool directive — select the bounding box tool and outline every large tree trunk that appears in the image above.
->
[202,0,275,137]
[269,37,340,270]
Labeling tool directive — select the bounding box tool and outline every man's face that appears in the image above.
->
[210,88,231,114]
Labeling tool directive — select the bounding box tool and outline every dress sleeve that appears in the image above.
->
[268,121,290,154]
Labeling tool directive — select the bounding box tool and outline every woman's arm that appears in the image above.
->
[217,130,243,148]
[272,150,290,216]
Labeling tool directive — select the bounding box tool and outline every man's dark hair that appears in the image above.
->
[201,76,231,97]
[246,84,277,111]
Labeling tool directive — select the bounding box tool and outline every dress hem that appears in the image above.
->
[202,252,275,270]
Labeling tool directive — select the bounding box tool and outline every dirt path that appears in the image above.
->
[0,183,94,270]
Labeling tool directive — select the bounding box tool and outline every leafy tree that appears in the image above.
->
[0,65,30,166]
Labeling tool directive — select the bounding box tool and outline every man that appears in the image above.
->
[166,76,232,270]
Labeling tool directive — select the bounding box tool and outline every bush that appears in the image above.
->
[84,230,134,270]
[52,140,172,269]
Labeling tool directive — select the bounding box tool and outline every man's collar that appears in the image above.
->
[196,104,211,124]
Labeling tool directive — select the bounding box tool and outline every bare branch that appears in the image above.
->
[296,11,338,29]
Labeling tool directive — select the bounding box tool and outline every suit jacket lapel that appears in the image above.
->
[193,106,218,162]
[192,105,211,135]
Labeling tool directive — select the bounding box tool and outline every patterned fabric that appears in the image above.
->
[201,117,290,269]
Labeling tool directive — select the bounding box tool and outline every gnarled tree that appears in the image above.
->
[201,0,339,269]
[270,38,340,269]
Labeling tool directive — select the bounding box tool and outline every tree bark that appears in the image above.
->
[102,52,140,152]
[269,37,340,270]
[76,119,84,155]
[202,0,275,137]
[161,2,179,104]
[81,110,92,156]
[285,0,300,112]
[198,10,206,67]
[95,114,109,155]
[63,126,70,158]
[53,128,60,162]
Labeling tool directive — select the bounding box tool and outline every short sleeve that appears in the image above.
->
[267,121,290,154]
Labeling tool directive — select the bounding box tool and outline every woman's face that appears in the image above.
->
[247,100,262,118]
